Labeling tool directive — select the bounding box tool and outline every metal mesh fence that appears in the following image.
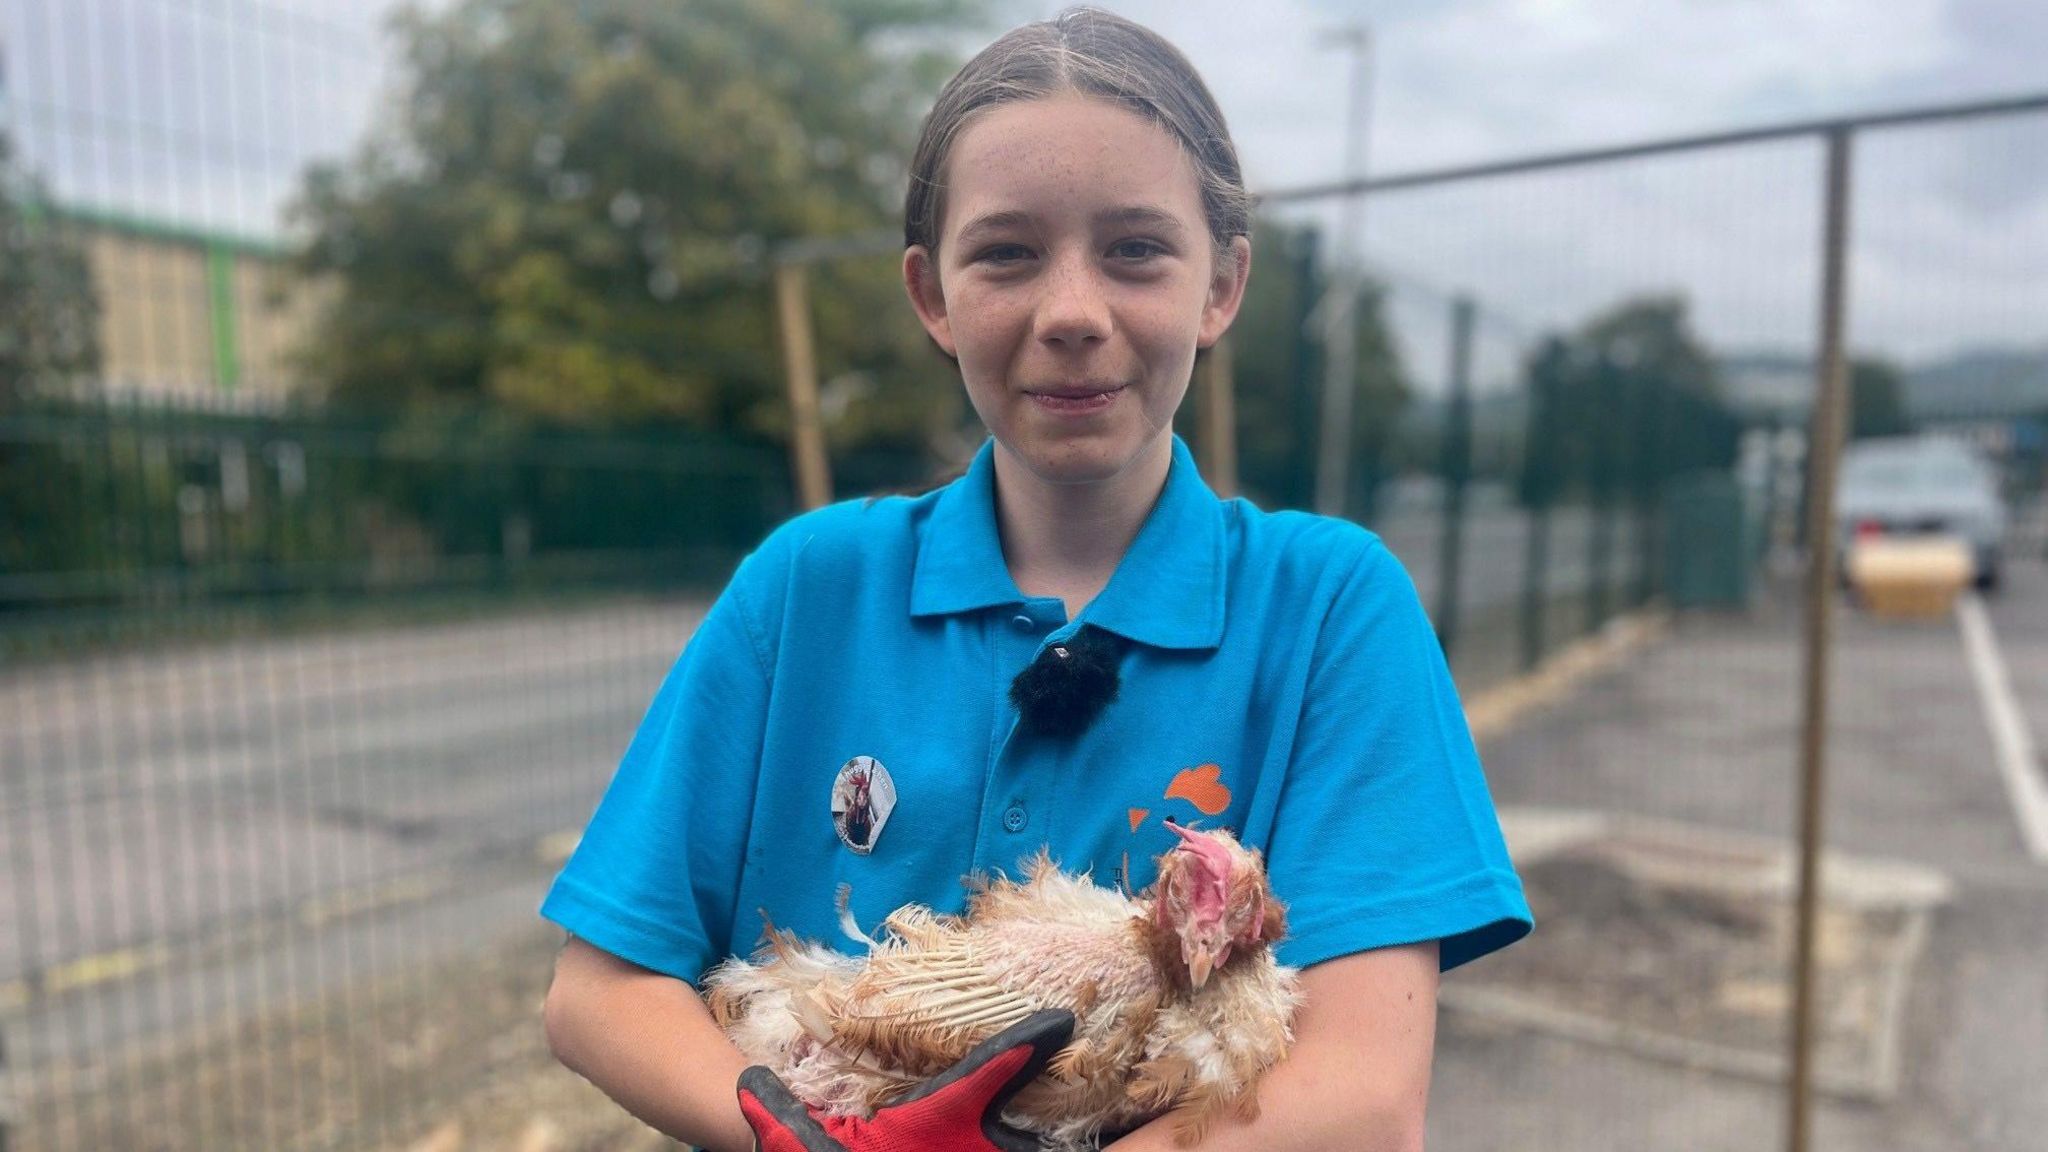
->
[3,1,2047,1150]
[1289,102,2047,1152]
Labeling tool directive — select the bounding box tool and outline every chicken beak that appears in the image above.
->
[1182,933,1229,989]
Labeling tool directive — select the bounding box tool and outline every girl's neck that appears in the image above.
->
[991,437,1173,620]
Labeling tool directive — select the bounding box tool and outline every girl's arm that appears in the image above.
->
[543,937,757,1152]
[1106,940,1441,1152]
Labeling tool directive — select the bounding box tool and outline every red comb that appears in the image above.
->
[1168,824,1233,918]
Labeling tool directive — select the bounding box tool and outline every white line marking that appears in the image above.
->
[1955,593,2048,862]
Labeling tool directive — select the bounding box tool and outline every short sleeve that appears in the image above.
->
[538,546,778,985]
[1266,539,1532,973]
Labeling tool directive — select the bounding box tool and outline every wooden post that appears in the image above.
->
[774,262,832,510]
[1788,126,1855,1152]
[1435,295,1476,662]
[1199,335,1239,498]
[1,1025,11,1152]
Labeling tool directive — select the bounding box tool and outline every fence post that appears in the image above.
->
[773,262,833,511]
[1628,369,1661,607]
[1585,355,1622,632]
[1787,124,1856,1152]
[1435,296,1476,661]
[1290,230,1323,510]
[1198,334,1239,498]
[1,1026,11,1152]
[1519,341,1566,672]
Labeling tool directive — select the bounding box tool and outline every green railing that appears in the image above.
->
[0,398,944,658]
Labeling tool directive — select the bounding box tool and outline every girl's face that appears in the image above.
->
[904,92,1250,490]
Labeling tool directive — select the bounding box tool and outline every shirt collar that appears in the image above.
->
[910,435,1227,651]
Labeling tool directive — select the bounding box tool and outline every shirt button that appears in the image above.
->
[1002,804,1028,832]
[1010,614,1035,633]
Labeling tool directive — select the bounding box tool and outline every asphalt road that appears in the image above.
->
[1,600,701,1068]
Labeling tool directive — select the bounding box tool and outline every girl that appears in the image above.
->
[541,9,1531,1151]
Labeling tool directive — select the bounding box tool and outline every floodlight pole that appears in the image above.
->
[1314,25,1374,519]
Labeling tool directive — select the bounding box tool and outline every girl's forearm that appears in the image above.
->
[1107,944,1438,1152]
[543,937,756,1152]
[1102,1033,1428,1152]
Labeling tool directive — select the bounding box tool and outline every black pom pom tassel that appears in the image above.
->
[1008,625,1128,739]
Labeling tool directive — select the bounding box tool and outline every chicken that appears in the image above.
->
[704,824,1302,1150]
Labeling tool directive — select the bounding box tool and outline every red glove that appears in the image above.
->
[737,1009,1075,1152]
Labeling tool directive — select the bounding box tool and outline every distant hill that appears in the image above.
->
[1717,353,1813,419]
[1903,348,2048,421]
[1717,347,2048,422]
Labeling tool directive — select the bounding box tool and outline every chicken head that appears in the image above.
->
[1150,824,1286,989]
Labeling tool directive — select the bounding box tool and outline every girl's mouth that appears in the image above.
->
[1028,386,1124,415]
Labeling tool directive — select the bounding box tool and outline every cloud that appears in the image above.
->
[17,0,2044,368]
[1018,0,2046,367]
[6,0,391,236]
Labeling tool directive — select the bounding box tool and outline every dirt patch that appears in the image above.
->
[1446,836,1935,1099]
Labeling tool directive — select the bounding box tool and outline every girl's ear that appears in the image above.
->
[903,245,958,359]
[1197,236,1253,350]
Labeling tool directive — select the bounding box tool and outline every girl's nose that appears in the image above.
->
[1033,252,1112,349]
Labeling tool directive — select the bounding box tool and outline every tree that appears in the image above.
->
[1518,295,1745,606]
[0,131,103,584]
[1849,356,1912,439]
[0,133,100,406]
[1532,294,1741,502]
[292,0,981,440]
[1187,216,1409,513]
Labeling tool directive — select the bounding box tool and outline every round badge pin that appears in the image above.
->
[831,756,897,855]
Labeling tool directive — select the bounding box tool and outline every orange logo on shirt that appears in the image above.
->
[1164,763,1232,815]
[1116,764,1235,895]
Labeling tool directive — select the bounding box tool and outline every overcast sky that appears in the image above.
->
[5,0,2044,386]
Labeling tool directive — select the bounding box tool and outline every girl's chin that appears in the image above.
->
[998,429,1164,488]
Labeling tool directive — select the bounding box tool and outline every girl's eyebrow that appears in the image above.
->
[954,206,1189,247]
[1095,206,1188,238]
[955,210,1036,246]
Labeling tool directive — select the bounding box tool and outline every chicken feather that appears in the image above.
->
[704,828,1303,1151]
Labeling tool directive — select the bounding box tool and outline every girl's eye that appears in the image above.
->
[975,244,1033,266]
[1110,238,1167,262]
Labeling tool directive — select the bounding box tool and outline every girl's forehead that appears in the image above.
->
[942,93,1204,232]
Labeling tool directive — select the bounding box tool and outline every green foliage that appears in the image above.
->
[0,399,793,618]
[1519,294,1742,508]
[0,133,101,404]
[1184,217,1410,511]
[1,133,105,584]
[1849,356,1912,439]
[292,0,983,440]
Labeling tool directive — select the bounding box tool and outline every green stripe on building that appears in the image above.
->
[207,243,241,393]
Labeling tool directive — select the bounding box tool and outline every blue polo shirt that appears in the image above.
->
[540,435,1530,984]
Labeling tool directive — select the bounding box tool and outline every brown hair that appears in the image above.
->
[903,6,1253,275]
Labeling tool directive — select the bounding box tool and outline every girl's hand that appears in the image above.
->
[737,1010,1075,1152]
